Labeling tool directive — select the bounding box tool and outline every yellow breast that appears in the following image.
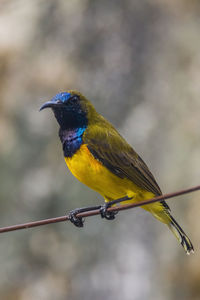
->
[64,144,146,201]
[65,144,103,185]
[64,144,165,218]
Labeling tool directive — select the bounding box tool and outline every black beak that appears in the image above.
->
[39,100,63,111]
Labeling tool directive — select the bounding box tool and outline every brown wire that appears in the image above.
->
[0,184,199,233]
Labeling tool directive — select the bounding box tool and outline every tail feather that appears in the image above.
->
[168,215,194,255]
[140,200,193,254]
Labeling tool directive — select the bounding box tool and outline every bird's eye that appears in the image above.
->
[72,95,78,102]
[68,95,79,105]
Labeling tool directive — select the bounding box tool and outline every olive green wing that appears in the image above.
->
[83,120,162,197]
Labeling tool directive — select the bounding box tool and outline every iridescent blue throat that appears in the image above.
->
[59,126,87,157]
[53,107,88,157]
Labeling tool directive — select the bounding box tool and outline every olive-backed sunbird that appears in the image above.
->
[40,91,194,254]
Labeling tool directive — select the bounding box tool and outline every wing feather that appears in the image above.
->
[83,121,162,197]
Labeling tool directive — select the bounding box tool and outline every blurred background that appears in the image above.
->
[0,0,199,299]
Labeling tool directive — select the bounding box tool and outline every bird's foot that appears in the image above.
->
[68,196,132,227]
[99,196,132,220]
[99,203,118,220]
[68,208,85,227]
[68,205,101,227]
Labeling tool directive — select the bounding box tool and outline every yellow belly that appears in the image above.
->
[64,144,169,224]
[65,145,151,201]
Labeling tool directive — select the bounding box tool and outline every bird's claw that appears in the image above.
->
[100,204,118,220]
[68,209,85,227]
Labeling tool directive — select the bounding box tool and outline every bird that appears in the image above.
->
[40,90,194,254]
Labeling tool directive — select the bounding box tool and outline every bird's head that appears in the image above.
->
[40,90,95,129]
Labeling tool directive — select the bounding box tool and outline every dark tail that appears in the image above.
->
[168,214,194,255]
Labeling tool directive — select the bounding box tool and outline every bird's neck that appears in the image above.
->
[59,126,87,157]
[54,108,88,157]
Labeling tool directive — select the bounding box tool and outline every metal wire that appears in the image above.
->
[0,184,199,233]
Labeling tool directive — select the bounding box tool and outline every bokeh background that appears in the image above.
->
[0,0,200,299]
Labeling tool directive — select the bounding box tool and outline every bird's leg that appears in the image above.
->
[68,205,101,227]
[69,196,132,227]
[100,196,132,220]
